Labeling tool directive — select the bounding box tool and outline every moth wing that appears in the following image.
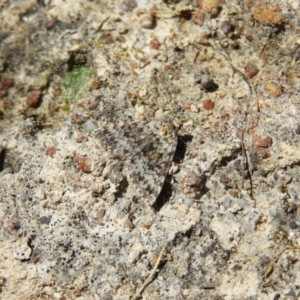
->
[96,121,178,205]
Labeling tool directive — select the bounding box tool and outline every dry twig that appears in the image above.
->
[240,128,247,189]
[205,19,260,113]
[130,245,166,300]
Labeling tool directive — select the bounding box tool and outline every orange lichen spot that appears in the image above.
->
[253,2,282,26]
[198,0,219,12]
[265,83,281,97]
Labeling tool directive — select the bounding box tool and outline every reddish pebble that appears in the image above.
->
[26,90,42,108]
[1,78,14,89]
[0,90,8,98]
[46,17,58,30]
[180,171,204,199]
[245,62,259,79]
[90,80,101,89]
[252,135,272,148]
[126,91,138,99]
[71,113,87,124]
[89,95,101,110]
[73,155,91,173]
[245,30,253,41]
[75,133,86,143]
[203,99,215,110]
[192,10,205,26]
[183,102,191,109]
[100,33,114,44]
[0,276,7,285]
[46,146,56,158]
[149,38,160,50]
[3,100,13,109]
[221,112,230,119]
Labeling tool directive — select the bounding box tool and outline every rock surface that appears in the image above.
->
[0,0,300,299]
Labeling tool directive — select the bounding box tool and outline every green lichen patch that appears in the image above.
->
[62,66,94,102]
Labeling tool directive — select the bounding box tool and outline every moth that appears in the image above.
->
[95,120,178,205]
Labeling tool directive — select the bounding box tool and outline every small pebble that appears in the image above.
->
[192,10,205,26]
[149,38,160,49]
[201,282,216,289]
[75,133,86,143]
[46,146,56,158]
[194,70,204,83]
[139,221,153,229]
[1,78,14,89]
[6,219,20,230]
[0,90,8,98]
[203,99,215,110]
[31,247,42,263]
[71,113,87,124]
[221,112,230,119]
[46,17,58,30]
[200,74,215,90]
[90,80,101,90]
[223,196,233,209]
[252,135,272,148]
[85,119,98,132]
[73,155,91,173]
[40,216,52,225]
[245,30,253,41]
[88,95,101,110]
[289,221,298,229]
[183,102,191,109]
[123,219,135,229]
[26,90,42,108]
[0,276,6,286]
[180,171,204,199]
[119,0,137,11]
[245,62,259,79]
[219,173,231,186]
[139,13,154,29]
[265,83,281,97]
[220,20,234,35]
[194,71,215,90]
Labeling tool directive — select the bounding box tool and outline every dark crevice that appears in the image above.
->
[0,148,6,172]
